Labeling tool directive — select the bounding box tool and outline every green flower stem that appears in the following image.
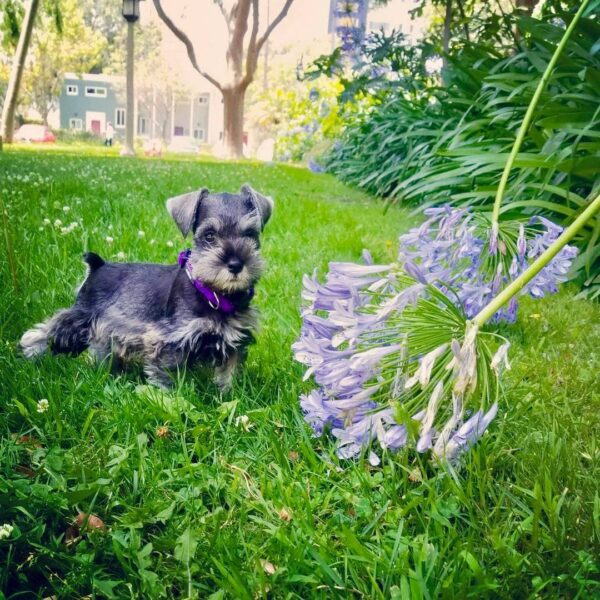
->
[475,192,600,327]
[491,0,591,225]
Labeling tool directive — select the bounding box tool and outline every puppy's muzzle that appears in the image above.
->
[227,257,244,275]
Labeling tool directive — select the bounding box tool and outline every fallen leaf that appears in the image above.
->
[278,507,292,522]
[74,513,106,533]
[14,434,43,447]
[261,559,277,575]
[64,526,80,546]
[408,467,423,483]
[156,425,169,438]
[16,465,37,478]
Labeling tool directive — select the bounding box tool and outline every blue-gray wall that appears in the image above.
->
[59,77,123,133]
[59,75,212,142]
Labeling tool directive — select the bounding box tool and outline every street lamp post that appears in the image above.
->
[121,0,141,156]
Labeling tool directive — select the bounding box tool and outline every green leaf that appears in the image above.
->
[174,527,198,564]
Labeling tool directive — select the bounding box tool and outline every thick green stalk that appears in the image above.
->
[491,0,590,225]
[474,192,600,327]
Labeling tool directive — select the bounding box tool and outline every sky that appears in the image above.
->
[143,0,426,91]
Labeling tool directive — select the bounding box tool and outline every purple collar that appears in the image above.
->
[178,249,253,314]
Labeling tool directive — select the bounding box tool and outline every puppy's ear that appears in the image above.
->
[240,184,274,229]
[166,188,209,237]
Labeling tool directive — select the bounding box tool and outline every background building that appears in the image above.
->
[55,72,223,147]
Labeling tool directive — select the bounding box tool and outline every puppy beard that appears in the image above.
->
[191,248,264,293]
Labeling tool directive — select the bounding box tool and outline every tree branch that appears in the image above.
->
[245,0,260,79]
[455,0,470,42]
[152,0,222,91]
[255,0,294,55]
[227,0,252,81]
[215,0,231,34]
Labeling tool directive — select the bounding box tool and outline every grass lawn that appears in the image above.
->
[1,146,599,598]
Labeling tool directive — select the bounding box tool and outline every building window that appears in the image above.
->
[69,118,83,131]
[193,128,205,141]
[66,84,78,96]
[174,126,184,136]
[85,86,107,98]
[138,116,147,136]
[198,94,209,105]
[115,108,126,128]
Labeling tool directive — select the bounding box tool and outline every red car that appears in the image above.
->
[14,124,56,143]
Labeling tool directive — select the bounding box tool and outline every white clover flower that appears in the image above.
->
[53,219,62,227]
[60,222,78,235]
[43,218,51,226]
[39,226,44,232]
[150,239,156,245]
[235,415,253,431]
[36,398,49,413]
[137,230,145,238]
[0,523,14,540]
[108,224,113,231]
[116,251,126,260]
[166,240,174,248]
[62,205,70,213]
[105,236,114,244]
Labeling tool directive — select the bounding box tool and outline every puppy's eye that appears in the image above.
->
[204,230,216,243]
[243,229,257,238]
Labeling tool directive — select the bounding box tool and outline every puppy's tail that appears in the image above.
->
[83,252,105,272]
[20,321,51,358]
[21,308,92,359]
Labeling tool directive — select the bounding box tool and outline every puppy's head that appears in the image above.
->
[167,184,273,293]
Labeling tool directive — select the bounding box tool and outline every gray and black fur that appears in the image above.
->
[20,185,273,390]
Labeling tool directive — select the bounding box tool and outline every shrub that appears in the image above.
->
[319,8,600,296]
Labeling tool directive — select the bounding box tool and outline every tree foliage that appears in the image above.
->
[23,0,105,124]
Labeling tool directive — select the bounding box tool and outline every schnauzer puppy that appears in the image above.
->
[20,184,273,390]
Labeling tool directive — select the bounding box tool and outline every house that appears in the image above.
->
[57,72,223,146]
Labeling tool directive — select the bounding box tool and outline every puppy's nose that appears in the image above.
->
[227,257,244,274]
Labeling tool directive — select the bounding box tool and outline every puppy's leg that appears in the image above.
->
[88,341,125,373]
[21,308,92,358]
[214,350,240,392]
[88,341,110,364]
[144,360,173,389]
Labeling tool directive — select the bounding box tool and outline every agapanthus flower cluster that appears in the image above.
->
[293,209,577,465]
[399,207,578,323]
[294,257,501,465]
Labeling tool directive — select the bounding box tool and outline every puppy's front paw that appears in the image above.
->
[214,370,233,392]
[144,362,173,389]
[214,352,239,392]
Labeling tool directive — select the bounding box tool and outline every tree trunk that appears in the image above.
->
[515,0,539,41]
[1,0,40,144]
[516,0,537,15]
[442,0,452,64]
[441,0,453,85]
[222,85,246,159]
